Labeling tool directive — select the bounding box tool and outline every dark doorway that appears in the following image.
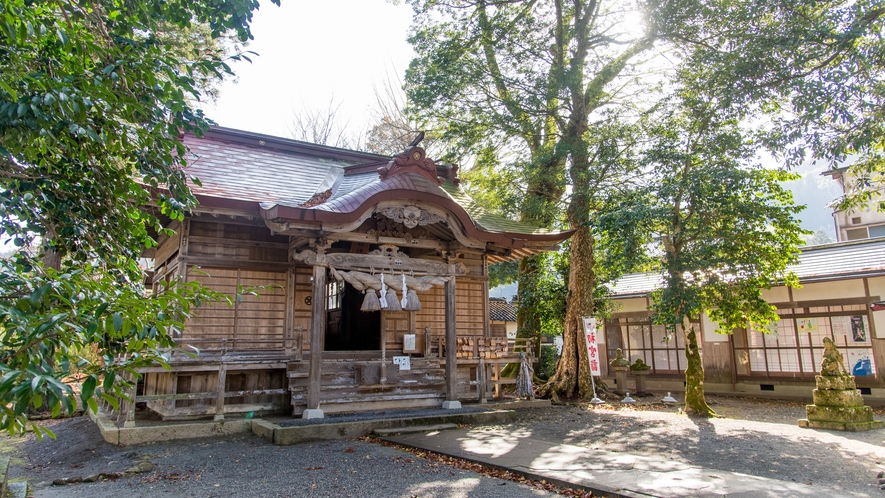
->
[325,280,381,351]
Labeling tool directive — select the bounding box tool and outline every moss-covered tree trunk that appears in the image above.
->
[682,320,716,416]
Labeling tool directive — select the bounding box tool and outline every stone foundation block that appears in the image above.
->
[812,388,864,407]
[805,404,876,424]
[798,418,884,432]
[814,375,856,391]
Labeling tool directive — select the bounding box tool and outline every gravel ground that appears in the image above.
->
[6,416,554,498]
[473,394,885,497]
[5,394,885,497]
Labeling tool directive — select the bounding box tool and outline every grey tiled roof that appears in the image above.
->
[609,238,885,297]
[489,299,517,321]
[182,134,361,206]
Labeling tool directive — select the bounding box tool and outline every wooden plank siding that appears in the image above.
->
[142,368,288,420]
[187,220,289,263]
[184,268,288,350]
[455,279,485,336]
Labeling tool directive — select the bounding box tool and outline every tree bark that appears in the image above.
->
[537,225,598,400]
[682,321,716,416]
[42,227,61,270]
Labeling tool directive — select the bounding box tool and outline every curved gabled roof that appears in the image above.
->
[181,127,573,255]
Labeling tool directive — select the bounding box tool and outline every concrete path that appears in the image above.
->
[382,427,839,497]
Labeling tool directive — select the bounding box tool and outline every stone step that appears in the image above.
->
[7,481,28,498]
[373,423,458,437]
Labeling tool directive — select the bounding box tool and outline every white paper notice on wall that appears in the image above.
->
[393,356,411,371]
[403,334,417,352]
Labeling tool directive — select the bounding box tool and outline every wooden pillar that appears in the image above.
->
[123,373,137,428]
[284,268,296,356]
[478,358,487,403]
[214,365,227,421]
[304,264,326,418]
[443,276,461,409]
[380,313,388,384]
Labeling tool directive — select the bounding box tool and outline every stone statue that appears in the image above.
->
[609,348,630,367]
[630,358,651,372]
[819,337,848,377]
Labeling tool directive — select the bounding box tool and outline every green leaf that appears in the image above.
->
[56,28,69,47]
[0,79,17,100]
[81,375,97,401]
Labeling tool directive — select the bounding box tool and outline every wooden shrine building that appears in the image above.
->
[131,127,571,422]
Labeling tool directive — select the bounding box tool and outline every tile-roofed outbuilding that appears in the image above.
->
[609,238,885,298]
[489,298,517,322]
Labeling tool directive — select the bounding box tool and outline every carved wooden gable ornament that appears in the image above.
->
[377,146,442,185]
[376,206,446,229]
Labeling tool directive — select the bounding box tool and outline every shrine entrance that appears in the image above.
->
[325,279,381,351]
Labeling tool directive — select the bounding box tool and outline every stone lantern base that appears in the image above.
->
[798,375,883,432]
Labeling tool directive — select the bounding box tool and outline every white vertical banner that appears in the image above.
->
[582,317,601,376]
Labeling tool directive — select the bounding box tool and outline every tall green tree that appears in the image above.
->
[597,97,806,415]
[0,0,272,435]
[405,0,676,398]
[674,0,885,211]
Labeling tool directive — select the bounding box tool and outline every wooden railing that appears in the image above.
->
[167,326,305,358]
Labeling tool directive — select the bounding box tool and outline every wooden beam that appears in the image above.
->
[307,265,326,410]
[326,231,448,251]
[445,276,457,401]
[187,236,289,249]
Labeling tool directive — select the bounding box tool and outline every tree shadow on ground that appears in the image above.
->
[499,403,884,495]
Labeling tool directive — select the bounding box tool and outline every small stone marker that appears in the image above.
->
[798,337,883,432]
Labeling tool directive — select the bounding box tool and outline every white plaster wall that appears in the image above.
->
[701,311,728,342]
[506,321,517,338]
[616,297,649,313]
[792,279,866,301]
[761,286,790,303]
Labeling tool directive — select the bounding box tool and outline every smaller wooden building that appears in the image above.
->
[605,238,885,401]
[122,127,571,423]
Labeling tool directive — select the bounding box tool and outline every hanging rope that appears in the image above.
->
[379,273,388,309]
[516,352,535,400]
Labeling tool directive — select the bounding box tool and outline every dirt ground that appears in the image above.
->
[481,395,885,496]
[4,394,885,497]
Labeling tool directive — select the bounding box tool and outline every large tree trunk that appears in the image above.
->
[682,321,716,416]
[537,225,597,399]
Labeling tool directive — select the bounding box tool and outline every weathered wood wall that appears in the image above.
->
[287,358,446,415]
[184,268,288,349]
[142,368,288,419]
[187,219,288,264]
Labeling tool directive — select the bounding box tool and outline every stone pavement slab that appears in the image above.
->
[382,428,837,497]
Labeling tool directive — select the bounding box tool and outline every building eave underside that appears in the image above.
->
[610,269,885,300]
[190,194,566,264]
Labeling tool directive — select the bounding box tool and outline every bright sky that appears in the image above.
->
[205,0,415,138]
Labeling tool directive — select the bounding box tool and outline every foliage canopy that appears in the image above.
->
[0,0,272,435]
